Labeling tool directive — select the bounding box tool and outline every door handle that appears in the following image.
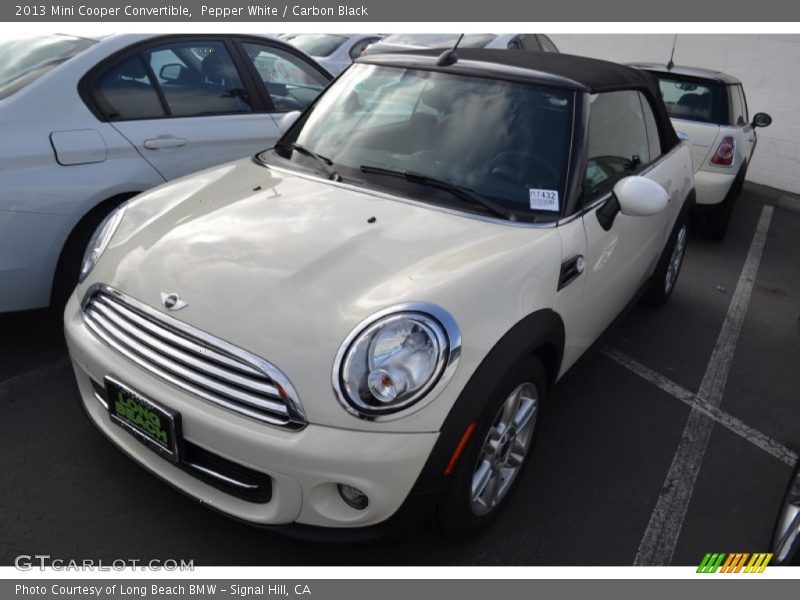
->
[143,136,187,150]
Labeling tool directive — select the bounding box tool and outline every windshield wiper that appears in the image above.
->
[279,142,342,182]
[359,165,517,222]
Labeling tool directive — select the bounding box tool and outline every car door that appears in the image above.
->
[89,37,282,181]
[575,90,675,343]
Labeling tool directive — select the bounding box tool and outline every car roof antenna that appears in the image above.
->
[666,34,678,70]
[436,34,464,66]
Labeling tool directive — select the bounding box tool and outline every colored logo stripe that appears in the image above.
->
[697,552,772,573]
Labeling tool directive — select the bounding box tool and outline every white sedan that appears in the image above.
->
[0,33,331,313]
[284,34,384,75]
[66,50,693,537]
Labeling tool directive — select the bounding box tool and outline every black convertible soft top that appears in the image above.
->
[361,48,680,152]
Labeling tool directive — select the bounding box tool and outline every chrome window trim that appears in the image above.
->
[81,283,306,430]
[331,302,462,422]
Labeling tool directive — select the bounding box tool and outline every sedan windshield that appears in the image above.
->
[264,63,573,219]
[0,35,96,100]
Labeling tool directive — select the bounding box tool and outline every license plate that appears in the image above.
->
[105,377,182,463]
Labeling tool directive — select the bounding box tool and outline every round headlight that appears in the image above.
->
[334,305,461,419]
[79,203,127,283]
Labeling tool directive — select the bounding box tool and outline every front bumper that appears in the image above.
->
[64,293,438,529]
[693,168,737,206]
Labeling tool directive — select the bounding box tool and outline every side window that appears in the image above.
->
[92,55,166,121]
[640,92,662,162]
[142,41,253,117]
[730,85,748,125]
[241,43,329,112]
[538,35,559,53]
[507,36,523,50]
[584,90,650,199]
[519,35,542,51]
[738,85,749,123]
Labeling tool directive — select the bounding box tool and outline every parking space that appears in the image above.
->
[1,183,798,566]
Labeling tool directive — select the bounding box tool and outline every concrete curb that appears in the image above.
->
[778,195,800,215]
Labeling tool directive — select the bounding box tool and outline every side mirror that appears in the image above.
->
[277,110,301,135]
[159,63,184,82]
[753,112,772,128]
[615,176,669,216]
[597,176,669,231]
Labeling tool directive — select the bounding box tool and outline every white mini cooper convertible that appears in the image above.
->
[65,50,694,538]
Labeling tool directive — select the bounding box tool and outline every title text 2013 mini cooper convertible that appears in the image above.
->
[65,50,695,537]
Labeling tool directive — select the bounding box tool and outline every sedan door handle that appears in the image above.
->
[143,136,187,150]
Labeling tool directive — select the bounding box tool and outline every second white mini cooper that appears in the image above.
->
[66,50,694,537]
[632,63,772,240]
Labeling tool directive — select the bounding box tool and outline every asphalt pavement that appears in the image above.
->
[1,182,798,566]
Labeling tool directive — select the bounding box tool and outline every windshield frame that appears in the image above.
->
[257,61,578,223]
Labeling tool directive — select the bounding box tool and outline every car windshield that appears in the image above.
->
[290,34,349,57]
[656,76,728,125]
[379,34,497,48]
[262,63,574,219]
[0,35,96,100]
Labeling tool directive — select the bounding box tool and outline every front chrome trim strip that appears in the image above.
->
[184,462,260,491]
[92,390,109,410]
[331,302,462,422]
[81,284,306,430]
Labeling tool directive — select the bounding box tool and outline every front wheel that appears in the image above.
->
[434,357,547,538]
[643,211,688,306]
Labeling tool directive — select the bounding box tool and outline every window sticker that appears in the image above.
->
[529,189,560,212]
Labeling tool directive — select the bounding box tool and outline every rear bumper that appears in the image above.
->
[64,292,438,530]
[693,169,737,206]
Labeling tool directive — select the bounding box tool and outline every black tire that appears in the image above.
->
[434,357,547,538]
[703,165,746,241]
[643,209,689,306]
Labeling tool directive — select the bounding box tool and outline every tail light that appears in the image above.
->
[710,136,735,167]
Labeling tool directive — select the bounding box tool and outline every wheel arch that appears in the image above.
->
[50,190,141,304]
[411,308,565,494]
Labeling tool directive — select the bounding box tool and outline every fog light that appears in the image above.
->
[338,484,369,510]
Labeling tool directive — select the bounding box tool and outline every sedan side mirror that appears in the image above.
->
[597,176,669,231]
[277,110,301,135]
[753,112,772,128]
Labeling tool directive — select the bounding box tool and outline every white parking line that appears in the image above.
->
[602,347,798,467]
[632,204,774,566]
[0,358,70,401]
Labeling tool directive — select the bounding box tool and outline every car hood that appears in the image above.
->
[85,158,558,430]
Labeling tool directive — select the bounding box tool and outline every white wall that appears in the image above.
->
[549,34,800,194]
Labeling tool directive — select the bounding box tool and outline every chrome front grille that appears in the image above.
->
[81,285,306,429]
